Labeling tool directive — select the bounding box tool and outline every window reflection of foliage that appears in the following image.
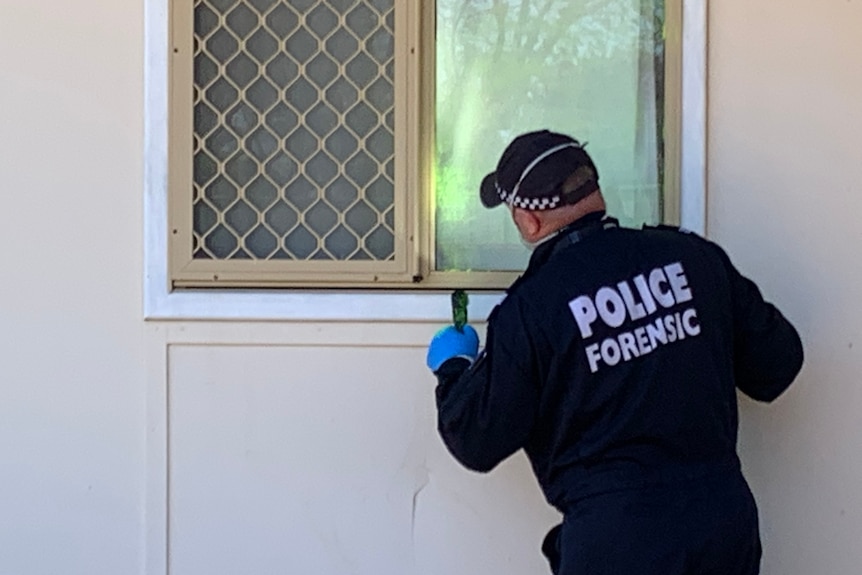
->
[435,0,665,270]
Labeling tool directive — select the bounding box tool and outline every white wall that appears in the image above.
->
[709,1,862,573]
[0,2,146,574]
[149,326,556,575]
[0,0,860,574]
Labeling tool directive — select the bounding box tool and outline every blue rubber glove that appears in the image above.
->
[426,325,480,372]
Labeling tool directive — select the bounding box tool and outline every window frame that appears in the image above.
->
[170,0,421,288]
[418,0,684,290]
[144,0,706,321]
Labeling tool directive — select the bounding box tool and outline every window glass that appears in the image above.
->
[435,0,666,272]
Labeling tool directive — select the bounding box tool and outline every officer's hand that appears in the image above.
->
[426,325,480,372]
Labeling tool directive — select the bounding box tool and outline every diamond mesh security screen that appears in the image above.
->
[192,0,395,262]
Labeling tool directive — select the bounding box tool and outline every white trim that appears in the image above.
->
[680,0,708,235]
[144,325,169,575]
[144,0,707,322]
[144,6,169,575]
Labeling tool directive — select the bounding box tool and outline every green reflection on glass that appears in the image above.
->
[435,0,666,272]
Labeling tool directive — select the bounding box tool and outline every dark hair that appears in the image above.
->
[560,165,599,203]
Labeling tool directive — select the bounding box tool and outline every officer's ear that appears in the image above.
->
[512,207,542,242]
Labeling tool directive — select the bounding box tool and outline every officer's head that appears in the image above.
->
[479,130,606,244]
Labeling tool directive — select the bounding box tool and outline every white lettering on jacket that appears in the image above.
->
[568,262,702,373]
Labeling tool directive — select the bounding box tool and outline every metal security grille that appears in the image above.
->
[192,0,396,262]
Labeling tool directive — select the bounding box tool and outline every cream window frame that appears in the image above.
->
[422,0,685,290]
[171,1,420,288]
[144,0,706,321]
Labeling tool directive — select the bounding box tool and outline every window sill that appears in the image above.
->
[144,284,505,322]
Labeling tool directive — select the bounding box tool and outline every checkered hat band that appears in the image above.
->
[495,182,561,210]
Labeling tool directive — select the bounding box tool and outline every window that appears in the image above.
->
[168,0,680,289]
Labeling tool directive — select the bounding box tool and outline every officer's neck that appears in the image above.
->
[523,209,610,272]
[527,191,608,243]
[543,208,606,239]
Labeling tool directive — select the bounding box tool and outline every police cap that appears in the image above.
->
[480,130,600,211]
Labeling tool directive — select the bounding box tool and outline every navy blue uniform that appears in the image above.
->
[434,212,803,574]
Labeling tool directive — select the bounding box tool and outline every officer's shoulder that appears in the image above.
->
[487,278,532,325]
[640,223,733,264]
[641,223,700,237]
[640,223,714,248]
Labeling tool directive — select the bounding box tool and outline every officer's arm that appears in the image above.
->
[434,301,540,472]
[719,247,804,402]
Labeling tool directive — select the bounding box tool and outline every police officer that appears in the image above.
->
[425,130,804,574]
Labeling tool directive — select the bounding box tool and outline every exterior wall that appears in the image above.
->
[0,2,147,574]
[708,1,862,573]
[0,1,859,575]
[148,324,556,575]
[163,343,451,573]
